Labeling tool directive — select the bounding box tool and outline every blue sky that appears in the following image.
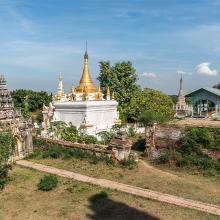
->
[0,0,220,95]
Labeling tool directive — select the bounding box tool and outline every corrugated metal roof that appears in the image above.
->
[186,87,220,97]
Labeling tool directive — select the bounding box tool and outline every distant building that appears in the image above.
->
[186,87,220,118]
[174,75,192,118]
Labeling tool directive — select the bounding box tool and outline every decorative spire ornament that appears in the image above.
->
[96,85,103,100]
[112,91,115,100]
[68,83,76,101]
[76,43,96,93]
[106,86,110,100]
[55,73,66,101]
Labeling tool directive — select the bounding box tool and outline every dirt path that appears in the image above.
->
[17,160,220,216]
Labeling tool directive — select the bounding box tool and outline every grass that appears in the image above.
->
[0,166,219,220]
[29,154,220,206]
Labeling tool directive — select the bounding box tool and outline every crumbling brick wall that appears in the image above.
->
[155,124,186,148]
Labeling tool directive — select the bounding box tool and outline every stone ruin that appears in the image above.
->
[107,130,135,161]
[0,75,33,160]
[41,103,54,138]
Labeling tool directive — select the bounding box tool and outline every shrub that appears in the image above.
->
[156,127,220,176]
[0,165,11,190]
[156,149,182,165]
[78,134,98,144]
[37,175,58,191]
[120,157,136,169]
[127,127,137,138]
[42,146,62,159]
[97,131,115,145]
[0,133,15,190]
[60,126,78,143]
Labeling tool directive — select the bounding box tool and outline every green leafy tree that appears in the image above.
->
[123,88,175,122]
[0,133,16,190]
[11,89,52,114]
[138,111,169,156]
[97,61,139,105]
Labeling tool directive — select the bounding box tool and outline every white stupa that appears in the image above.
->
[52,49,121,135]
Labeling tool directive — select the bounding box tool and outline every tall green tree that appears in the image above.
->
[123,88,175,122]
[97,61,139,105]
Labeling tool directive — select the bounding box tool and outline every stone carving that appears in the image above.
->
[41,103,54,136]
[107,130,132,161]
[10,118,33,158]
[0,75,33,159]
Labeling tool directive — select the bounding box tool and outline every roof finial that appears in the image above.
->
[84,41,88,59]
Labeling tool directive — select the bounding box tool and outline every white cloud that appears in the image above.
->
[176,70,192,75]
[142,72,157,78]
[195,62,218,76]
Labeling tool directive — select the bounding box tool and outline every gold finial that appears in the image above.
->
[76,46,96,93]
[112,91,115,100]
[107,86,110,98]
[95,85,102,100]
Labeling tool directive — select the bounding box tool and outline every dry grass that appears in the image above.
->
[29,156,220,206]
[0,166,219,220]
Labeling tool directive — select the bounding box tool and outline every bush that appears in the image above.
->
[37,175,58,191]
[120,157,136,169]
[155,127,220,176]
[98,131,115,145]
[61,126,78,143]
[78,134,98,144]
[127,127,137,138]
[42,146,62,159]
[156,150,182,165]
[0,165,11,190]
[0,133,15,190]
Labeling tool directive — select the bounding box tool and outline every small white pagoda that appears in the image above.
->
[52,49,120,135]
[174,75,192,118]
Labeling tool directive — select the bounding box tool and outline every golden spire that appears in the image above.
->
[76,45,97,93]
[112,91,115,100]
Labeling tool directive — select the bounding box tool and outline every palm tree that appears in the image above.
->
[138,111,168,157]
